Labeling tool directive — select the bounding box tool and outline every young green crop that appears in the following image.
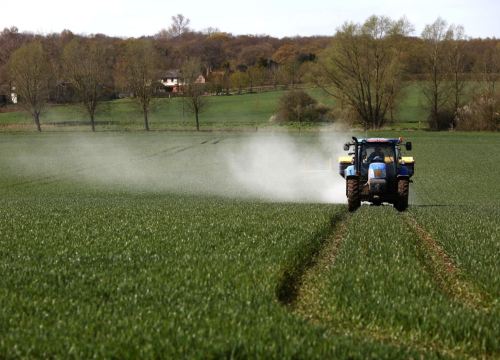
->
[297,206,499,357]
[299,130,500,357]
[0,132,425,358]
[404,131,500,296]
[0,131,498,358]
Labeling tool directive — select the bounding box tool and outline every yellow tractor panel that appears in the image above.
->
[338,156,353,164]
[400,156,414,164]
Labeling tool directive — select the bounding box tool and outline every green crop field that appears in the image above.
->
[0,130,499,358]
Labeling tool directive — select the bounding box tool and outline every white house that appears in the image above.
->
[161,70,183,90]
[160,70,206,93]
[11,86,17,104]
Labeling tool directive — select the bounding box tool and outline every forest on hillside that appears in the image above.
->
[1,15,499,131]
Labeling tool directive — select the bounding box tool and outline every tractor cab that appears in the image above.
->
[339,137,414,211]
[359,142,397,177]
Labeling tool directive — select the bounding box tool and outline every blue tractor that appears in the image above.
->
[339,137,414,211]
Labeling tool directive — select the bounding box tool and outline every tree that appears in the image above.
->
[278,60,302,88]
[239,43,273,67]
[276,90,328,124]
[313,15,413,129]
[247,65,265,92]
[272,43,299,65]
[421,18,454,129]
[447,25,467,117]
[230,71,249,94]
[202,27,221,36]
[272,43,302,88]
[181,59,208,131]
[267,64,281,89]
[116,40,160,131]
[8,42,51,132]
[456,93,499,131]
[63,39,107,131]
[167,14,191,38]
[479,43,500,95]
[465,43,500,130]
[0,27,29,102]
[200,34,229,74]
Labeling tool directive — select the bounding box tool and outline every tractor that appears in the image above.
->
[339,137,414,211]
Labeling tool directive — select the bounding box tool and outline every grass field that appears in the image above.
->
[0,84,429,131]
[0,130,499,358]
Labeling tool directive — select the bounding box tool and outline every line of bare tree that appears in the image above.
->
[312,16,499,130]
[1,14,499,131]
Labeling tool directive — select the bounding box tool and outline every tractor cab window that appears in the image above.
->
[360,144,396,176]
[361,144,395,164]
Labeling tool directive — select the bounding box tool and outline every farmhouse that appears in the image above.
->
[160,69,206,93]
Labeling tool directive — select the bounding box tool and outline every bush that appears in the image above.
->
[330,104,361,127]
[456,94,499,131]
[427,109,455,131]
[276,90,331,123]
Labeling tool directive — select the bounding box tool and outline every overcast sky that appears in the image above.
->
[1,0,499,39]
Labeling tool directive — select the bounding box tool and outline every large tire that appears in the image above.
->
[395,179,409,211]
[347,178,361,212]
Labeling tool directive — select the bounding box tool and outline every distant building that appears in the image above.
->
[160,70,206,93]
[161,69,183,92]
[11,86,18,104]
[194,74,206,84]
[0,84,17,105]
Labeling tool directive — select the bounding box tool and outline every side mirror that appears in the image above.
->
[406,142,412,151]
[343,143,350,151]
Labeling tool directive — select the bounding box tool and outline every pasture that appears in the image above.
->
[0,85,429,131]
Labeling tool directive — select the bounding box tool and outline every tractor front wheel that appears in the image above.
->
[395,179,409,211]
[347,178,361,212]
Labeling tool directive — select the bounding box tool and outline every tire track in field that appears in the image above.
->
[401,213,493,311]
[277,207,475,358]
[276,211,349,306]
[292,216,350,312]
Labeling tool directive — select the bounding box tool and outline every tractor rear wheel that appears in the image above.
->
[395,179,409,211]
[347,178,361,212]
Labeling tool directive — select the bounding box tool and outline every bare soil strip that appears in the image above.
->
[402,214,493,310]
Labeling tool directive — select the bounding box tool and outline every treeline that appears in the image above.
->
[0,14,499,131]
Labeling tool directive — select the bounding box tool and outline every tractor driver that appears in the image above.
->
[367,146,385,163]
